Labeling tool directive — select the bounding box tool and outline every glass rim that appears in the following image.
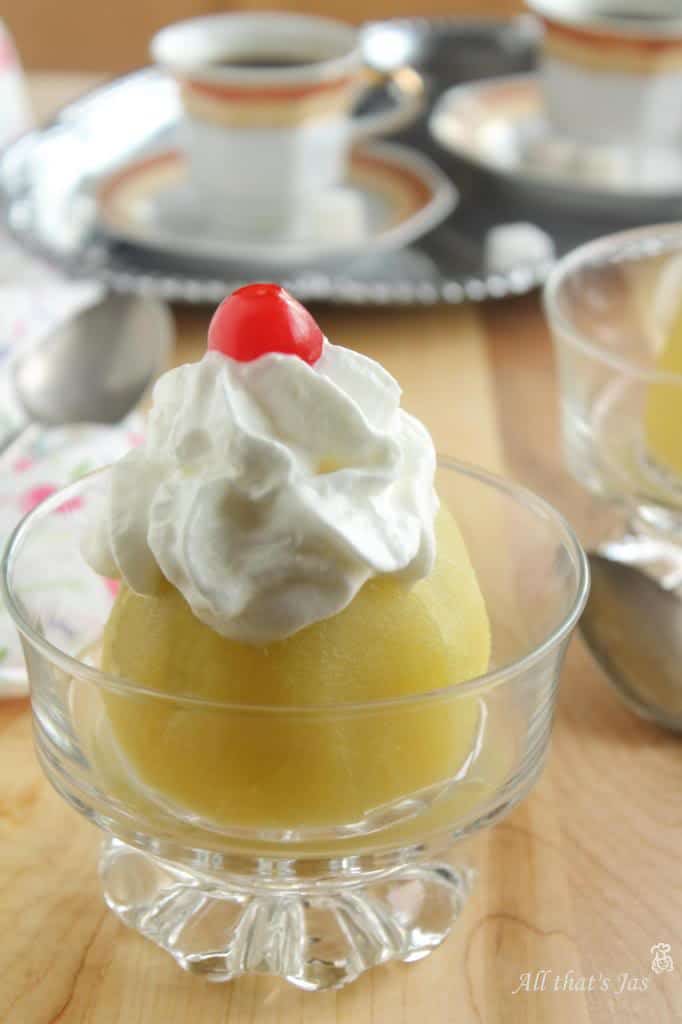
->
[544,221,682,385]
[1,457,590,714]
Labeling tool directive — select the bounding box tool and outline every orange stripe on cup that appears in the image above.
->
[543,19,682,73]
[180,79,355,128]
[182,74,354,103]
[541,14,682,51]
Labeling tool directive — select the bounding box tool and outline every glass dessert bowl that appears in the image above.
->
[3,459,587,990]
[3,286,588,990]
[545,223,682,584]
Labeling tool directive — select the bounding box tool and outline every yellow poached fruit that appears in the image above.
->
[100,505,491,830]
[645,299,682,478]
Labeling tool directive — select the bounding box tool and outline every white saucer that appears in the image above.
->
[430,74,682,217]
[95,142,457,268]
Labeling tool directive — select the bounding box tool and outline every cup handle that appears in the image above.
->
[350,66,424,140]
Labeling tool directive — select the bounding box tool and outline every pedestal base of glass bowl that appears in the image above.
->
[100,837,474,991]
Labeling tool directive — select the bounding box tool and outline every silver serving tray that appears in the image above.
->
[0,16,646,306]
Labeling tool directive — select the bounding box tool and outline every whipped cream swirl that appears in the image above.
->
[84,343,438,645]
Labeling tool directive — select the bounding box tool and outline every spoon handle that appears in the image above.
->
[0,424,29,460]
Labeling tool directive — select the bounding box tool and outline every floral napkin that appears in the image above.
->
[0,261,146,699]
[0,418,144,698]
[0,32,150,697]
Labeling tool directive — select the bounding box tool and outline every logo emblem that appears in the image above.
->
[651,944,674,975]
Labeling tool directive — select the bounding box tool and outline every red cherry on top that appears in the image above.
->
[207,283,323,365]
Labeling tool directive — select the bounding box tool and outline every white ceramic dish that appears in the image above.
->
[526,0,682,149]
[430,73,682,216]
[95,141,457,269]
[0,23,563,305]
[150,13,423,239]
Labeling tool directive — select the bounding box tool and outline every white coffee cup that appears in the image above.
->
[527,0,682,147]
[151,13,422,238]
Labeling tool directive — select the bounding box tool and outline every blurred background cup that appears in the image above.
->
[526,0,682,147]
[150,12,422,240]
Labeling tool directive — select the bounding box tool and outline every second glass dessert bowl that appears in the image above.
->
[3,458,588,991]
[545,223,682,583]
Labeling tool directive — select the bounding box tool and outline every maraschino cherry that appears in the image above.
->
[208,283,323,365]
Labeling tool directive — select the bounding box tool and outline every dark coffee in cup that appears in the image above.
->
[596,7,679,20]
[208,53,328,70]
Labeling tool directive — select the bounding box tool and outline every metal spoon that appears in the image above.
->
[3,292,173,453]
[580,552,682,733]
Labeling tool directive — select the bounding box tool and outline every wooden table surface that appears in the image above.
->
[10,1,523,73]
[1,75,680,1024]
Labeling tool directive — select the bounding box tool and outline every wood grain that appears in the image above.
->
[0,75,680,1024]
[5,0,523,73]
